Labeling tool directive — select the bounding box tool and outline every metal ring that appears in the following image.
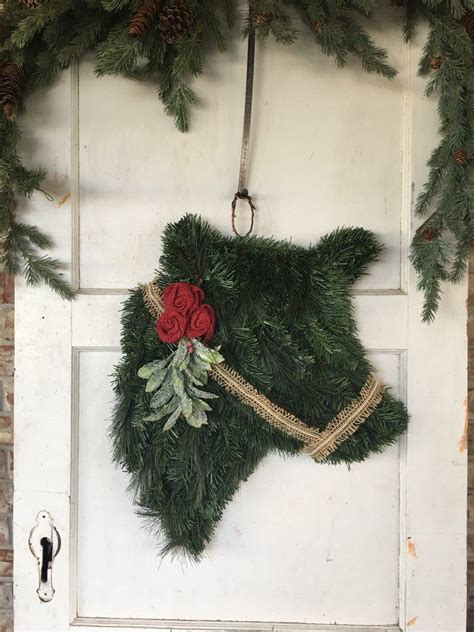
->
[231,193,255,237]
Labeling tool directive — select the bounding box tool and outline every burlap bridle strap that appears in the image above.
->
[142,281,384,461]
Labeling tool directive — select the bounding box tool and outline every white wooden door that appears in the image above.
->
[13,11,467,632]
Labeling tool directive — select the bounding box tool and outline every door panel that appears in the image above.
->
[14,11,467,632]
[75,350,401,624]
[77,15,406,292]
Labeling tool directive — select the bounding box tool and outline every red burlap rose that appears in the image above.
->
[187,304,216,341]
[156,310,188,343]
[163,282,204,315]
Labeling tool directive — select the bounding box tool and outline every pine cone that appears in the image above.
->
[22,0,41,7]
[129,0,160,37]
[462,10,474,39]
[0,64,26,120]
[254,12,271,28]
[159,1,194,44]
[420,225,439,242]
[453,149,468,166]
[430,56,443,70]
[313,19,324,33]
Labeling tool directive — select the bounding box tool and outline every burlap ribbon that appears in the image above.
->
[143,281,384,461]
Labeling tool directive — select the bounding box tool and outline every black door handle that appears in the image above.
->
[40,537,53,583]
[29,511,61,602]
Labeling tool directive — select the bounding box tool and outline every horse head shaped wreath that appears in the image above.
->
[112,214,408,559]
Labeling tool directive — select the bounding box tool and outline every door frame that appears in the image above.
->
[13,27,467,632]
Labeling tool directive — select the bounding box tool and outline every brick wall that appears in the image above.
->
[0,271,14,632]
[468,247,474,631]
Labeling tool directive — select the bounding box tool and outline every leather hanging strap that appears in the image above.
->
[231,1,256,237]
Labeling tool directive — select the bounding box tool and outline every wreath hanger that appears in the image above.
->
[231,0,256,238]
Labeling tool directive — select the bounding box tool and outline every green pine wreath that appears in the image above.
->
[112,214,408,559]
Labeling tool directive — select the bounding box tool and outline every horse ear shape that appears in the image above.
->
[311,227,384,285]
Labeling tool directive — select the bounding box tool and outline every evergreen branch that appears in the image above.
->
[410,231,451,322]
[8,11,54,50]
[13,222,53,250]
[1,225,21,275]
[449,234,470,283]
[347,0,375,18]
[28,51,62,91]
[1,221,74,299]
[57,14,112,67]
[95,22,141,76]
[172,33,203,77]
[160,76,199,132]
[12,165,47,197]
[0,0,471,317]
[196,2,228,52]
[403,0,422,42]
[221,0,237,29]
[22,252,75,300]
[342,17,397,78]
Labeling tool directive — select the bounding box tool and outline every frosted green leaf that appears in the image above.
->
[163,405,182,432]
[191,397,212,412]
[186,359,209,384]
[172,369,186,398]
[189,384,218,400]
[191,354,211,373]
[150,380,174,409]
[138,357,171,379]
[172,338,188,369]
[179,392,193,417]
[177,350,191,371]
[183,405,208,428]
[184,367,204,386]
[194,341,224,365]
[145,368,168,392]
[144,397,179,422]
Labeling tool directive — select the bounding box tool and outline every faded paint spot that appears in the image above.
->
[58,192,71,206]
[407,616,418,626]
[407,537,417,558]
[459,398,468,453]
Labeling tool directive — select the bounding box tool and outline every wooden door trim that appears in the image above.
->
[71,617,401,631]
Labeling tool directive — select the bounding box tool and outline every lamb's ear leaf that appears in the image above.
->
[150,380,174,409]
[163,405,182,431]
[194,341,224,365]
[188,384,218,400]
[192,353,212,372]
[145,368,168,392]
[144,397,179,421]
[183,405,207,428]
[172,339,188,368]
[178,391,193,417]
[191,397,212,412]
[138,357,170,379]
[185,367,205,386]
[312,227,383,285]
[172,369,186,398]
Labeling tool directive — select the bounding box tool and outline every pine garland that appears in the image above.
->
[112,214,409,558]
[0,0,472,317]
